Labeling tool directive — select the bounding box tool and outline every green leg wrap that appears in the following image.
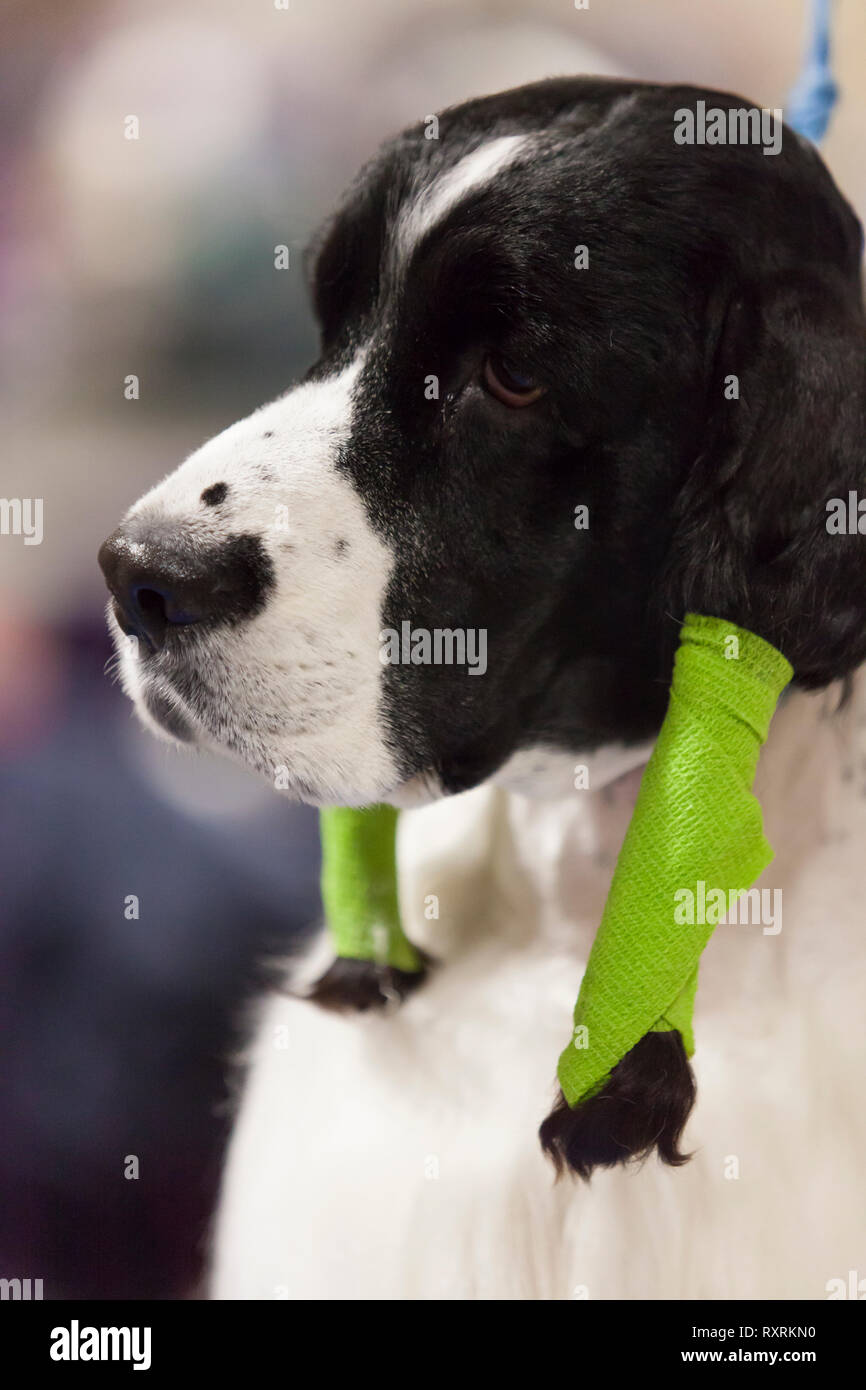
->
[319,803,423,974]
[557,612,792,1108]
[318,615,792,1111]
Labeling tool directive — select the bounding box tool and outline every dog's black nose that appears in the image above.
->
[98,528,219,651]
[98,525,274,652]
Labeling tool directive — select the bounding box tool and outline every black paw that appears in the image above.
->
[307,955,430,1013]
[539,1030,697,1180]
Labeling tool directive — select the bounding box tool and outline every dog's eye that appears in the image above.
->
[482,353,546,407]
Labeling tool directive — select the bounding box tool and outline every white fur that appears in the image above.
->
[492,740,655,801]
[112,355,403,806]
[212,681,866,1299]
[388,741,654,810]
[394,135,529,268]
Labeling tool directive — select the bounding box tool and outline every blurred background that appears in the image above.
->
[1,0,864,1299]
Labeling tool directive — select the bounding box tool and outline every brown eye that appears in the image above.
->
[483,353,546,407]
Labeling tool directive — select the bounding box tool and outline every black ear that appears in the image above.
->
[542,225,866,1185]
[662,256,866,686]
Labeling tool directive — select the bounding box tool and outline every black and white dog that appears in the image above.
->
[100,79,866,1298]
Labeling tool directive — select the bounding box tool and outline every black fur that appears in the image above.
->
[307,955,430,1012]
[201,482,228,506]
[309,78,866,787]
[539,1031,697,1180]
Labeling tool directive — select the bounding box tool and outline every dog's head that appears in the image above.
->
[99,78,866,806]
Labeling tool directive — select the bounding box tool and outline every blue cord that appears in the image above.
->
[786,0,838,144]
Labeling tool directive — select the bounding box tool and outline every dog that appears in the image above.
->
[99,77,866,1297]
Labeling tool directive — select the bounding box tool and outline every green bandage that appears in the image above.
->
[318,614,792,1105]
[557,612,792,1108]
[319,802,423,973]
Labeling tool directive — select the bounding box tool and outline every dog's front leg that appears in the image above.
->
[308,804,429,1012]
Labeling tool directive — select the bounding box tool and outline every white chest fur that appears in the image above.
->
[213,684,866,1299]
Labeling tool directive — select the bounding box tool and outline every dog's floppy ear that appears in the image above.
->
[543,260,866,1182]
[662,260,866,685]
